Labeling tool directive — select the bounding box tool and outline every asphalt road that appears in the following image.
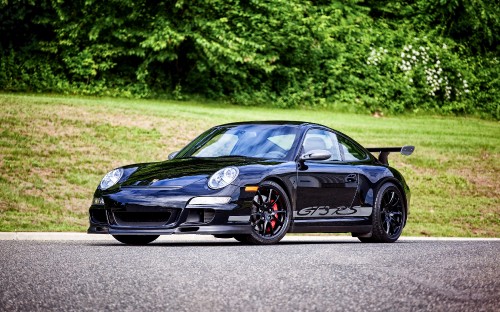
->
[0,236,498,312]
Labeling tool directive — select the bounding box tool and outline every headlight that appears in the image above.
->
[208,167,239,189]
[100,168,123,190]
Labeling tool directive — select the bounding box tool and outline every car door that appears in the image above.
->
[294,128,359,219]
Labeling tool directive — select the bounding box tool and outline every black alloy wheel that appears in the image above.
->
[112,235,159,245]
[359,183,406,243]
[234,181,291,245]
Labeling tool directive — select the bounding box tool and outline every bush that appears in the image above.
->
[0,0,498,119]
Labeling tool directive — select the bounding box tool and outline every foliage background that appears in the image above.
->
[0,0,499,118]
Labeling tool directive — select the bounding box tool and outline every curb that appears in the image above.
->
[0,232,498,242]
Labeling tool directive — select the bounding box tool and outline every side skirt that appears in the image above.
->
[289,218,371,234]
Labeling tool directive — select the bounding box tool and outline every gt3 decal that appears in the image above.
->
[294,206,372,218]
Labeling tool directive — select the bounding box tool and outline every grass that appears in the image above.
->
[0,93,498,236]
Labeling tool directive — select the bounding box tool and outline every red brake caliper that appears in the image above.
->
[269,201,278,232]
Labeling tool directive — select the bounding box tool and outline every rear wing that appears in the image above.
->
[366,146,415,165]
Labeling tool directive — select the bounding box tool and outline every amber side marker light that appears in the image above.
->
[244,186,259,192]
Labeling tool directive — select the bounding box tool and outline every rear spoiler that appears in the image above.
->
[366,146,415,165]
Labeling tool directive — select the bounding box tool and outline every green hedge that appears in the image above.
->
[0,0,498,118]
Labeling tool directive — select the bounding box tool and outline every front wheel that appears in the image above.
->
[236,181,291,245]
[112,235,159,245]
[359,183,406,243]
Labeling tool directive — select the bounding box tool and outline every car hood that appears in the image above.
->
[120,157,278,188]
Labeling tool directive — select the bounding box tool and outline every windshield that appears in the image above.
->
[176,124,300,160]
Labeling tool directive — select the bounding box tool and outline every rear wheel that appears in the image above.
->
[359,183,406,243]
[112,235,159,245]
[235,181,291,245]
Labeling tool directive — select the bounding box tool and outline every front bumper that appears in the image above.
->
[88,224,253,235]
[88,185,255,235]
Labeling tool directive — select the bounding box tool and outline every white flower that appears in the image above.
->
[401,52,405,58]
[442,44,447,49]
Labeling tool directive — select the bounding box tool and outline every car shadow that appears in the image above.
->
[86,238,420,247]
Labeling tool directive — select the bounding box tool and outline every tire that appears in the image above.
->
[235,181,291,245]
[112,235,159,245]
[359,183,406,243]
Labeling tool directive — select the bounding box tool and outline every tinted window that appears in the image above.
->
[338,135,367,161]
[193,133,238,157]
[177,124,299,160]
[302,129,341,161]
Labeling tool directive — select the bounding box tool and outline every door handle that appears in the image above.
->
[345,174,357,183]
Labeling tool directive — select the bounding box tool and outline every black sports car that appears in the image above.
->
[88,121,414,245]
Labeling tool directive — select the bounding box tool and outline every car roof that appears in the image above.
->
[218,120,327,128]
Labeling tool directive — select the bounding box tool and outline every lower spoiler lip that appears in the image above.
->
[366,146,415,165]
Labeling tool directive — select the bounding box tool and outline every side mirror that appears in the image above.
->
[168,151,179,160]
[300,150,332,162]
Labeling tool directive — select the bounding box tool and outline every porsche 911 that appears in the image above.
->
[88,121,414,245]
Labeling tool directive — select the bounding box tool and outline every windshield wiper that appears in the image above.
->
[223,155,251,158]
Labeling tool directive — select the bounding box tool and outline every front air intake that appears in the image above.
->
[113,211,172,227]
[185,209,216,224]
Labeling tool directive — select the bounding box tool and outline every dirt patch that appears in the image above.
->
[50,104,212,152]
[30,167,56,181]
[63,197,90,215]
[0,199,8,213]
[449,166,499,198]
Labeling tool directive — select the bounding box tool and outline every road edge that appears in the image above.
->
[0,232,498,242]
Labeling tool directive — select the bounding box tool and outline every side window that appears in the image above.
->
[337,135,367,161]
[302,129,341,161]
